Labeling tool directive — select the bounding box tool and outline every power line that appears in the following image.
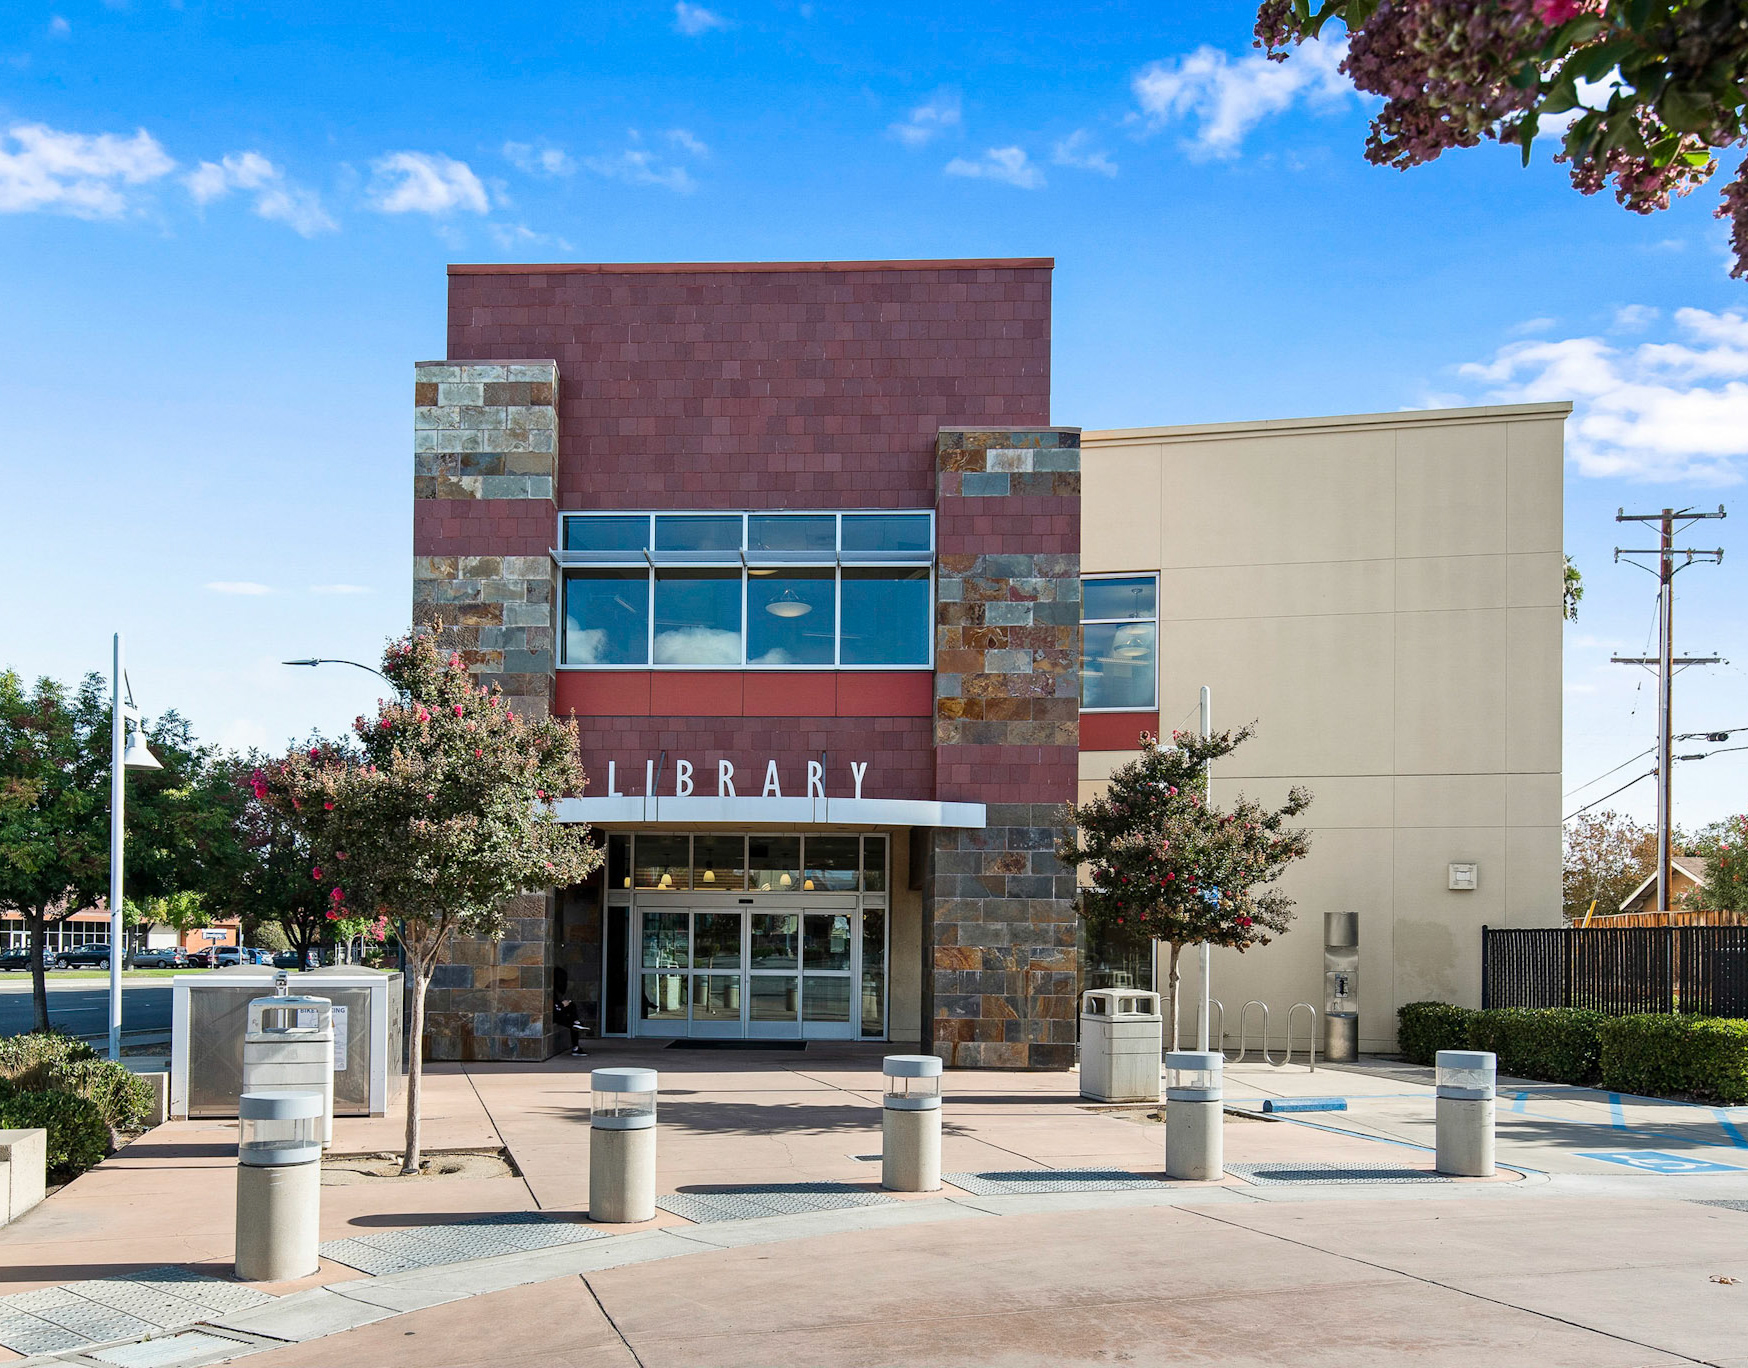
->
[1564,745,1656,799]
[1564,769,1656,822]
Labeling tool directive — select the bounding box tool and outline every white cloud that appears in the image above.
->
[366,151,489,216]
[1614,305,1659,331]
[674,2,729,35]
[488,221,573,252]
[890,92,960,148]
[206,581,273,596]
[1052,129,1117,177]
[0,122,173,218]
[653,627,740,664]
[1132,36,1353,158]
[1509,316,1557,336]
[1455,308,1748,484]
[308,584,374,595]
[667,128,709,157]
[183,151,335,236]
[503,142,574,177]
[48,16,69,37]
[584,131,703,192]
[944,146,1044,189]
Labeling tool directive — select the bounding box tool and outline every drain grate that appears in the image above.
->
[1226,1162,1455,1186]
[944,1168,1175,1196]
[656,1182,898,1224]
[318,1212,606,1276]
[92,1330,247,1367]
[0,1268,272,1357]
[1696,1199,1748,1212]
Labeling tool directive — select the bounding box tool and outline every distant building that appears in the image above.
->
[1618,856,1710,914]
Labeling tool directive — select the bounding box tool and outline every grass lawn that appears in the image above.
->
[0,969,192,982]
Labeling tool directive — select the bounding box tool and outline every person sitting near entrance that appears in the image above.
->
[554,967,587,1057]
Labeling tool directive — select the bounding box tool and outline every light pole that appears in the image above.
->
[281,658,394,685]
[110,632,161,1061]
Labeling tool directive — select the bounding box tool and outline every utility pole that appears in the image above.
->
[1611,506,1725,912]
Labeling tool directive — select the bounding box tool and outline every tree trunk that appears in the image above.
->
[1164,941,1183,1052]
[402,956,430,1175]
[28,908,50,1034]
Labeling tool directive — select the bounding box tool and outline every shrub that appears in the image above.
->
[0,1032,152,1130]
[1599,1015,1748,1105]
[1466,1007,1606,1085]
[0,1084,112,1180]
[1397,1002,1475,1066]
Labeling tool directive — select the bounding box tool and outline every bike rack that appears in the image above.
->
[1233,1000,1276,1065]
[1209,998,1225,1056]
[1284,1002,1319,1071]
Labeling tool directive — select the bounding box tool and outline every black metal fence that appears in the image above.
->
[1482,926,1748,1016]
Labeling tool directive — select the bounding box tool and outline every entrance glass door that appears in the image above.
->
[635,901,861,1041]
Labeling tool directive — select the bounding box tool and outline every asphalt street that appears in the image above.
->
[0,980,172,1038]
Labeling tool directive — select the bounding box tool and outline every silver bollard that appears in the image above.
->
[589,1067,657,1222]
[235,1091,323,1282]
[881,1055,942,1192]
[1435,1050,1496,1176]
[1164,1051,1223,1181]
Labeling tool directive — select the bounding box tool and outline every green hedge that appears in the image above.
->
[1598,1015,1748,1105]
[1465,1007,1606,1086]
[0,1084,112,1180]
[0,1032,151,1131]
[1397,1002,1476,1066]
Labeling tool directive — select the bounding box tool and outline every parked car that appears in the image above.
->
[59,943,119,969]
[212,946,271,968]
[0,947,61,971]
[271,949,314,970]
[185,946,219,967]
[131,947,189,969]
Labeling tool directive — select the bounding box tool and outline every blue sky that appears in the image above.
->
[0,0,1744,828]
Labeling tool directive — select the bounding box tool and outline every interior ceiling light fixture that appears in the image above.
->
[765,588,812,618]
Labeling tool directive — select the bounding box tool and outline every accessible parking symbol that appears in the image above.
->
[1581,1150,1743,1174]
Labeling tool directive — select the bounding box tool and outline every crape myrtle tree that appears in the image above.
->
[1059,726,1313,1050]
[1256,0,1748,278]
[261,629,600,1174]
[1702,815,1748,912]
[0,669,235,1031]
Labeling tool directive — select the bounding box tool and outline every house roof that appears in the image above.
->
[1618,856,1710,912]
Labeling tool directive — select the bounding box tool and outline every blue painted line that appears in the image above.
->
[1512,1091,1528,1113]
[1261,1097,1347,1114]
[1712,1109,1748,1149]
[1609,1093,1627,1130]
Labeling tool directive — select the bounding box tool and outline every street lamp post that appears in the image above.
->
[110,632,161,1061]
[281,658,394,684]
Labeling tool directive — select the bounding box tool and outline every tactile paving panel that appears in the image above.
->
[0,1268,272,1356]
[93,1331,247,1368]
[317,1213,605,1275]
[1696,1199,1748,1212]
[943,1168,1175,1195]
[656,1182,898,1224]
[1226,1162,1455,1186]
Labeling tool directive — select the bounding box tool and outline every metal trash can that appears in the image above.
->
[242,983,335,1148]
[589,1067,657,1223]
[1165,1051,1223,1181]
[235,1090,323,1282]
[1435,1050,1496,1177]
[1323,912,1359,1062]
[881,1055,943,1192]
[1079,989,1163,1103]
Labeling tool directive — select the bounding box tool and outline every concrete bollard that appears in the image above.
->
[141,1072,171,1128]
[589,1068,657,1223]
[1435,1050,1496,1177]
[235,1091,323,1282]
[0,1129,47,1226]
[1164,1051,1223,1181]
[881,1055,943,1192]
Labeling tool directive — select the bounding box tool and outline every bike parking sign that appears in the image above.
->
[1581,1150,1742,1174]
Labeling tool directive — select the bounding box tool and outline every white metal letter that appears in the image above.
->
[807,760,825,800]
[762,760,782,798]
[718,760,736,797]
[607,761,623,798]
[675,759,693,797]
[645,759,655,797]
[850,760,868,799]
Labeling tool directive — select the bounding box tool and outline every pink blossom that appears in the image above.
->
[323,801,334,811]
[311,867,322,881]
[453,704,464,716]
[379,718,392,730]
[308,746,320,759]
[475,748,483,758]
[1532,0,1587,23]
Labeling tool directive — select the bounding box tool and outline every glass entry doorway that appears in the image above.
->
[636,897,861,1040]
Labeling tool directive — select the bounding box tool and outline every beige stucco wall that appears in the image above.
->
[1080,403,1568,1053]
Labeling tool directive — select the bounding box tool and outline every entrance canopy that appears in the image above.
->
[553,796,986,827]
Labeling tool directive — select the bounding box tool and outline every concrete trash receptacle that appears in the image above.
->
[235,1091,323,1282]
[1079,989,1162,1103]
[1435,1050,1496,1177]
[881,1055,943,1192]
[242,989,335,1147]
[1165,1051,1223,1181]
[589,1067,657,1223]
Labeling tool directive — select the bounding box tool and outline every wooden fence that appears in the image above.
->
[1482,925,1748,1017]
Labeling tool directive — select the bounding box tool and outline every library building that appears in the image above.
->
[413,257,1568,1067]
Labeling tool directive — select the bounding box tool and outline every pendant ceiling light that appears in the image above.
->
[765,588,812,618]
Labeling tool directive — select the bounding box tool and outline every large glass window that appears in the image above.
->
[747,569,836,665]
[564,570,648,665]
[840,568,930,665]
[654,569,742,664]
[559,510,933,669]
[1081,574,1158,711]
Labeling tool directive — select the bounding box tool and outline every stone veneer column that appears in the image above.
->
[929,427,1082,1070]
[413,360,561,1061]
